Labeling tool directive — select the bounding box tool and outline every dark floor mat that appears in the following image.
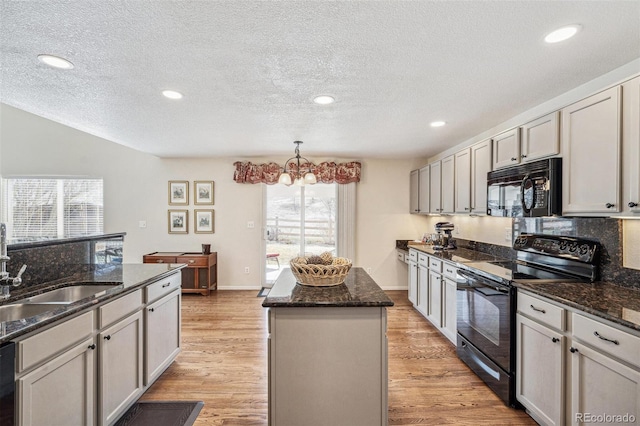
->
[114,401,204,426]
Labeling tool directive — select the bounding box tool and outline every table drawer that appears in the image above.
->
[442,262,457,280]
[518,291,565,331]
[176,255,208,267]
[146,272,181,303]
[99,289,142,328]
[428,257,442,272]
[573,313,640,368]
[144,255,177,264]
[418,253,429,267]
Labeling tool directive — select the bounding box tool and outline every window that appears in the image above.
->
[2,178,103,241]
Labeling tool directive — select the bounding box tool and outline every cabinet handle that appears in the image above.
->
[605,203,615,209]
[189,259,195,264]
[629,202,638,208]
[551,337,559,343]
[594,331,619,345]
[446,269,453,273]
[570,347,578,353]
[521,154,527,158]
[88,344,96,350]
[104,335,111,341]
[162,283,171,288]
[530,304,546,314]
[156,259,164,263]
[149,307,155,313]
[510,157,517,161]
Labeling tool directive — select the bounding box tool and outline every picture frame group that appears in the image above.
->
[168,209,214,234]
[167,180,215,234]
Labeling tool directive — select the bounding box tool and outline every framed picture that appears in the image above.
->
[168,181,189,205]
[194,181,214,205]
[168,210,189,234]
[194,209,214,234]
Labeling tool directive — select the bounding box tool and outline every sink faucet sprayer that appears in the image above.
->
[0,223,27,300]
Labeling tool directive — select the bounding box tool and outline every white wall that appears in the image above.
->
[0,104,428,289]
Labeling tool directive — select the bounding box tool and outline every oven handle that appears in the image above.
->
[457,269,510,293]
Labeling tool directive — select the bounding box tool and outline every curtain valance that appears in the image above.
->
[233,161,361,185]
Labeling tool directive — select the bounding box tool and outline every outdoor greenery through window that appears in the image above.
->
[2,178,104,241]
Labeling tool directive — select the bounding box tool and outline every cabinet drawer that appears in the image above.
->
[572,313,640,368]
[429,257,442,272]
[518,292,565,331]
[146,273,181,303]
[442,262,457,280]
[143,255,177,264]
[396,251,405,262]
[99,289,142,328]
[17,311,94,373]
[408,249,418,262]
[176,255,208,267]
[418,253,429,267]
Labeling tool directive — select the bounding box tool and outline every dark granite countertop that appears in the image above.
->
[262,267,394,308]
[514,281,640,332]
[0,263,185,343]
[407,242,505,263]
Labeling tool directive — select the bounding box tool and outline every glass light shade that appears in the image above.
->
[304,172,317,184]
[294,177,304,186]
[278,173,292,185]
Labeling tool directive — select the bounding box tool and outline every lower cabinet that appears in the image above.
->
[17,338,96,426]
[427,270,442,327]
[145,289,181,384]
[441,278,457,344]
[417,264,429,315]
[408,259,418,306]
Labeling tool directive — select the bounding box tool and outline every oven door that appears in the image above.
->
[456,270,514,372]
[486,176,524,217]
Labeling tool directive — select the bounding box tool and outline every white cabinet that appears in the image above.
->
[562,86,622,215]
[441,155,455,214]
[408,251,418,306]
[145,289,181,385]
[417,263,429,316]
[409,169,419,214]
[99,310,144,426]
[441,277,457,344]
[470,139,493,214]
[521,111,560,163]
[418,165,430,214]
[427,270,442,327]
[429,161,442,213]
[17,338,96,426]
[492,128,521,169]
[622,76,640,215]
[454,148,471,213]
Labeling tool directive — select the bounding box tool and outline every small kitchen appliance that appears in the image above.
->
[455,233,600,406]
[433,222,456,250]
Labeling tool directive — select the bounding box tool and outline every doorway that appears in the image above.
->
[264,183,337,286]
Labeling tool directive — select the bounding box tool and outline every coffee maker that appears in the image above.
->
[433,222,456,250]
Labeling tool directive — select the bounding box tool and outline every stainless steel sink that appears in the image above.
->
[21,285,118,304]
[0,303,63,322]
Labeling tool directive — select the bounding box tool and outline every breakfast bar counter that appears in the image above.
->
[263,267,393,426]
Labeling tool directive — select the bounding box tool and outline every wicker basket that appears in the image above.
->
[290,256,352,286]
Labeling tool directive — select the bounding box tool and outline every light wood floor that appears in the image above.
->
[141,290,536,425]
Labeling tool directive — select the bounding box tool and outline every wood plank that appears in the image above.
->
[140,290,536,425]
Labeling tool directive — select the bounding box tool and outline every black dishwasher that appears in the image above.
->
[0,341,15,426]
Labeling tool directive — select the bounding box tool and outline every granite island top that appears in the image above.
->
[263,267,394,308]
[0,263,185,343]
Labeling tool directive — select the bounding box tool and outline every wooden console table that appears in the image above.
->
[143,252,217,296]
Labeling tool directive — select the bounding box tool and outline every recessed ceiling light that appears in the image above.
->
[37,54,74,70]
[162,90,183,100]
[313,95,335,105]
[430,121,446,127]
[544,25,581,44]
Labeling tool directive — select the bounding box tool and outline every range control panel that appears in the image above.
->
[513,234,600,263]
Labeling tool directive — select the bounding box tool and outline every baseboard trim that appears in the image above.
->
[217,286,263,291]
[380,286,408,291]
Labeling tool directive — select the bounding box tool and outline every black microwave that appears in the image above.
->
[486,158,562,217]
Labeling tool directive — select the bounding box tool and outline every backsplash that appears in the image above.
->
[5,233,125,288]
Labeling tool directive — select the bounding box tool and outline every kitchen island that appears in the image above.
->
[263,267,394,426]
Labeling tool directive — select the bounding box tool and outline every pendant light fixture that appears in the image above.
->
[278,141,317,186]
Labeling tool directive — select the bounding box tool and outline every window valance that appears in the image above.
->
[233,161,361,185]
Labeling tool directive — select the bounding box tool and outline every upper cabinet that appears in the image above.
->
[621,76,640,216]
[441,155,455,214]
[454,148,471,213]
[429,160,442,214]
[409,169,420,214]
[521,112,560,163]
[562,86,621,215]
[470,139,493,215]
[492,128,521,169]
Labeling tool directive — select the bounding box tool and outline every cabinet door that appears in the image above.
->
[516,315,564,426]
[521,111,560,162]
[429,161,442,213]
[100,311,144,426]
[417,264,429,316]
[454,148,471,213]
[493,128,521,169]
[562,86,621,214]
[408,261,418,306]
[470,139,492,214]
[570,341,640,426]
[441,155,455,214]
[409,169,420,213]
[622,76,640,214]
[427,271,442,327]
[441,278,457,344]
[418,165,430,214]
[145,290,181,385]
[18,338,95,426]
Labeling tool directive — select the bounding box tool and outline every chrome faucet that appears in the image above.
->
[0,223,27,300]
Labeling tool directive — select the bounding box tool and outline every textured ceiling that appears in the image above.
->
[1,1,639,159]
